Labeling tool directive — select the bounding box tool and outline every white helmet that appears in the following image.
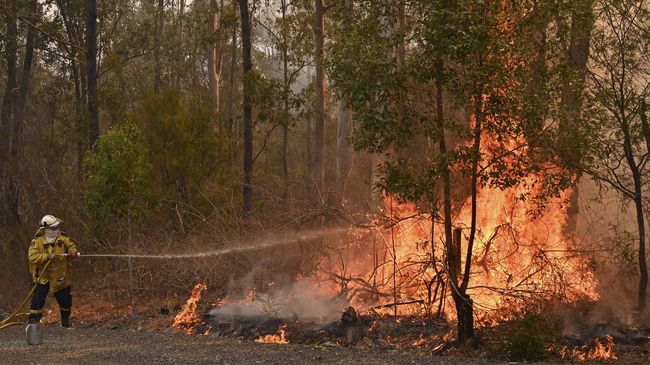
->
[40,215,61,228]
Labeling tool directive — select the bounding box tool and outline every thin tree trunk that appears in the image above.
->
[9,7,36,224]
[240,0,253,215]
[87,0,99,147]
[154,0,164,94]
[460,83,483,295]
[0,0,19,227]
[436,57,473,342]
[177,0,186,88]
[281,0,290,201]
[227,0,238,135]
[208,0,224,123]
[59,1,85,181]
[622,115,648,312]
[313,0,325,193]
[336,0,353,199]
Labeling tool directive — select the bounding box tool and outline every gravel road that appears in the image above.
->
[0,325,512,365]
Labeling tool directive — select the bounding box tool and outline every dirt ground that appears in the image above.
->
[1,323,648,365]
[1,291,648,364]
[0,325,516,365]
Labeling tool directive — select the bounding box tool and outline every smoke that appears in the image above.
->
[208,280,347,323]
[557,176,645,334]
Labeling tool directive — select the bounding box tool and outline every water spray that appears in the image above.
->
[68,228,354,260]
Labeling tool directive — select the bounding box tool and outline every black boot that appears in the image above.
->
[61,309,71,328]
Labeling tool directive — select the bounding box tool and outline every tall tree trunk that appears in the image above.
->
[436,58,474,342]
[14,12,35,142]
[622,111,648,312]
[154,0,164,94]
[11,5,37,220]
[58,0,86,180]
[0,0,19,227]
[87,0,99,147]
[208,0,224,123]
[336,0,353,199]
[281,0,290,202]
[177,0,186,89]
[240,0,253,215]
[313,0,326,193]
[633,179,647,313]
[227,0,238,135]
[561,0,594,235]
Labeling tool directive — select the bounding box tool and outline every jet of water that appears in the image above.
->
[76,228,356,259]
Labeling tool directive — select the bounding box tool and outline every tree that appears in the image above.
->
[240,0,253,214]
[335,0,353,199]
[579,0,649,312]
[84,123,154,311]
[86,0,99,147]
[0,0,20,227]
[208,0,225,121]
[84,123,154,235]
[312,0,325,193]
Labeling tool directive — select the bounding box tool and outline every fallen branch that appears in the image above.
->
[371,299,424,310]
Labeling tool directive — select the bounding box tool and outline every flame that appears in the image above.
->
[319,4,599,318]
[255,324,289,344]
[172,283,208,335]
[561,336,617,362]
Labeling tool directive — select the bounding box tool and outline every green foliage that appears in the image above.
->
[84,123,154,236]
[133,90,231,202]
[328,0,571,211]
[496,314,562,361]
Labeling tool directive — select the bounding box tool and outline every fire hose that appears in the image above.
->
[0,254,78,330]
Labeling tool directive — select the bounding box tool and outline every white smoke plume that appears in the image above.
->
[209,280,347,323]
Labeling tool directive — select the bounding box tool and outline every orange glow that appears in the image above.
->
[255,324,289,344]
[172,283,208,335]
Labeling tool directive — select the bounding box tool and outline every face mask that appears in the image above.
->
[45,229,60,244]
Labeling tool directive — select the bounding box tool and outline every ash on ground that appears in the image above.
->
[204,306,451,350]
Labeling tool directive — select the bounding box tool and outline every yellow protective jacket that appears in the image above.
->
[28,229,78,292]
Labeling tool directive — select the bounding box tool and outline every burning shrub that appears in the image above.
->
[494,314,562,361]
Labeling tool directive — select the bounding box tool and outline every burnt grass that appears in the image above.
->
[200,307,650,363]
[204,308,453,351]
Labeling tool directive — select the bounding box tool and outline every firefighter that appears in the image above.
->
[28,215,79,327]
